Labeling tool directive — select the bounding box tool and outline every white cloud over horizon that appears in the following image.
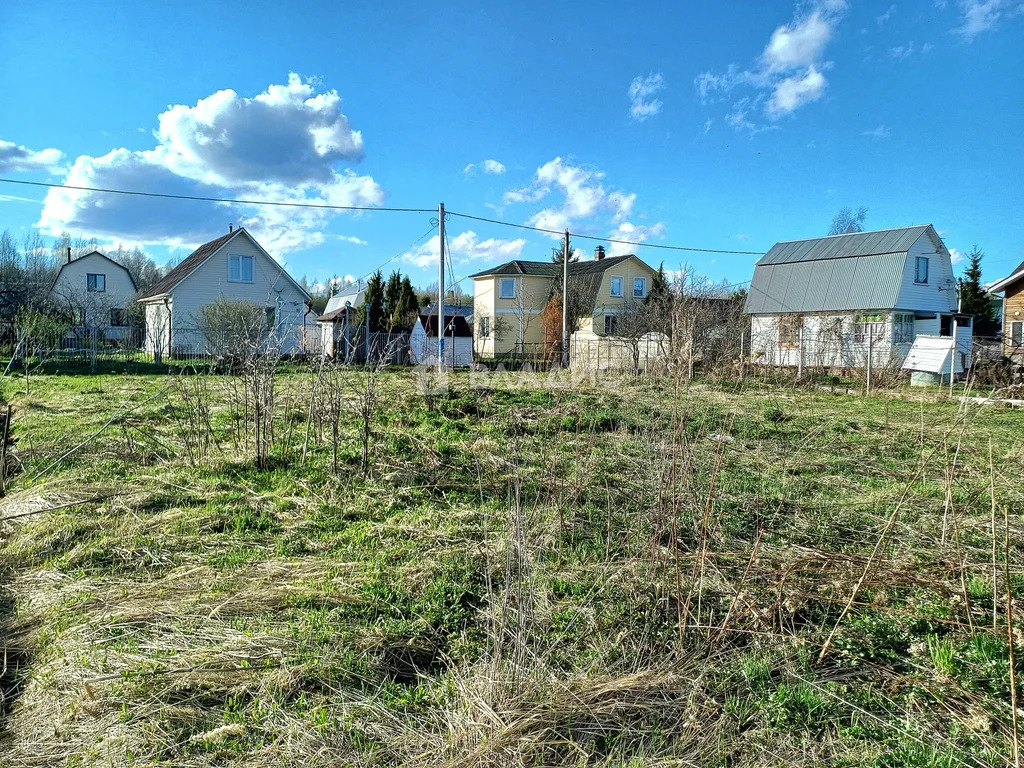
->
[36,73,385,255]
[0,139,65,174]
[628,73,665,121]
[401,230,526,269]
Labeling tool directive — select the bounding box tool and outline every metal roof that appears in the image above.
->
[745,225,938,314]
[757,225,933,266]
[468,254,636,279]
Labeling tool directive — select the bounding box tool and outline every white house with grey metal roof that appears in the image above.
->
[745,225,972,374]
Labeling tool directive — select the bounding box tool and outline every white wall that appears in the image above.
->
[51,253,137,339]
[749,312,900,369]
[894,233,959,314]
[409,321,473,367]
[165,232,310,354]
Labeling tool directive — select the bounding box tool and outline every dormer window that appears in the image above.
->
[915,256,929,284]
[86,273,105,292]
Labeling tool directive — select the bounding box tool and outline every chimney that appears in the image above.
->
[229,223,234,233]
[594,245,606,261]
[67,246,72,264]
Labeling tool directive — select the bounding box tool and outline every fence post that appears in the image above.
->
[740,330,746,381]
[866,332,873,395]
[949,318,957,398]
[797,323,804,380]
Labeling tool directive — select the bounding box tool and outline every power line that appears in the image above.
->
[0,177,435,214]
[444,209,765,256]
[0,177,765,258]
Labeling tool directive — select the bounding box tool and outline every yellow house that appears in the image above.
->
[470,249,659,357]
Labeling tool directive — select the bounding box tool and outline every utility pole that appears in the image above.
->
[438,202,445,372]
[561,229,569,369]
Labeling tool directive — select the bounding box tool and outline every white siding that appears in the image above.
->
[50,253,137,339]
[893,233,958,313]
[164,232,310,354]
[144,301,171,355]
[749,312,902,369]
[409,320,473,367]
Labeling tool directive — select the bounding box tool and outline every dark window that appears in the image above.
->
[604,314,618,335]
[940,315,953,336]
[479,316,491,337]
[110,309,128,327]
[87,273,105,292]
[264,307,277,333]
[915,257,929,284]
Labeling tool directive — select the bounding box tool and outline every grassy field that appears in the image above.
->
[0,365,1022,767]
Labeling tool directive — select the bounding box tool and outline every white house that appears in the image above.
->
[137,227,312,356]
[409,314,473,367]
[316,282,366,356]
[745,225,972,375]
[50,250,138,341]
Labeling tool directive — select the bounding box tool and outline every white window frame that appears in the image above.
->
[228,254,254,283]
[915,256,929,284]
[499,277,516,299]
[892,312,915,344]
[609,276,624,298]
[479,316,491,338]
[632,276,647,299]
[1010,321,1022,349]
[86,273,106,292]
[853,313,886,344]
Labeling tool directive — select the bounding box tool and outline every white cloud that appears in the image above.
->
[0,140,64,173]
[761,12,833,72]
[38,73,384,254]
[877,4,897,25]
[465,159,507,176]
[505,158,637,237]
[948,247,964,264]
[628,73,665,121]
[695,2,844,129]
[401,230,526,269]
[703,119,713,133]
[955,0,1017,39]
[862,124,891,139]
[735,233,751,242]
[767,65,827,116]
[607,221,667,257]
[338,235,367,245]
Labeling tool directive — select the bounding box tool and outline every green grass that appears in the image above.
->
[0,367,1022,766]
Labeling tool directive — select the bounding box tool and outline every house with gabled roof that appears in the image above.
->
[988,259,1024,357]
[745,224,973,373]
[50,250,138,340]
[469,246,657,357]
[137,227,312,356]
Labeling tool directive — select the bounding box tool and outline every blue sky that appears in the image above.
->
[1,0,1022,292]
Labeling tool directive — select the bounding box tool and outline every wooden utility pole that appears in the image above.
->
[438,202,445,372]
[561,229,569,369]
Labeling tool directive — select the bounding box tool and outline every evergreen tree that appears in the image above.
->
[959,245,995,334]
[360,270,386,331]
[384,271,403,322]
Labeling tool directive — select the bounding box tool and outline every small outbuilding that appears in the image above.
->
[409,314,473,367]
